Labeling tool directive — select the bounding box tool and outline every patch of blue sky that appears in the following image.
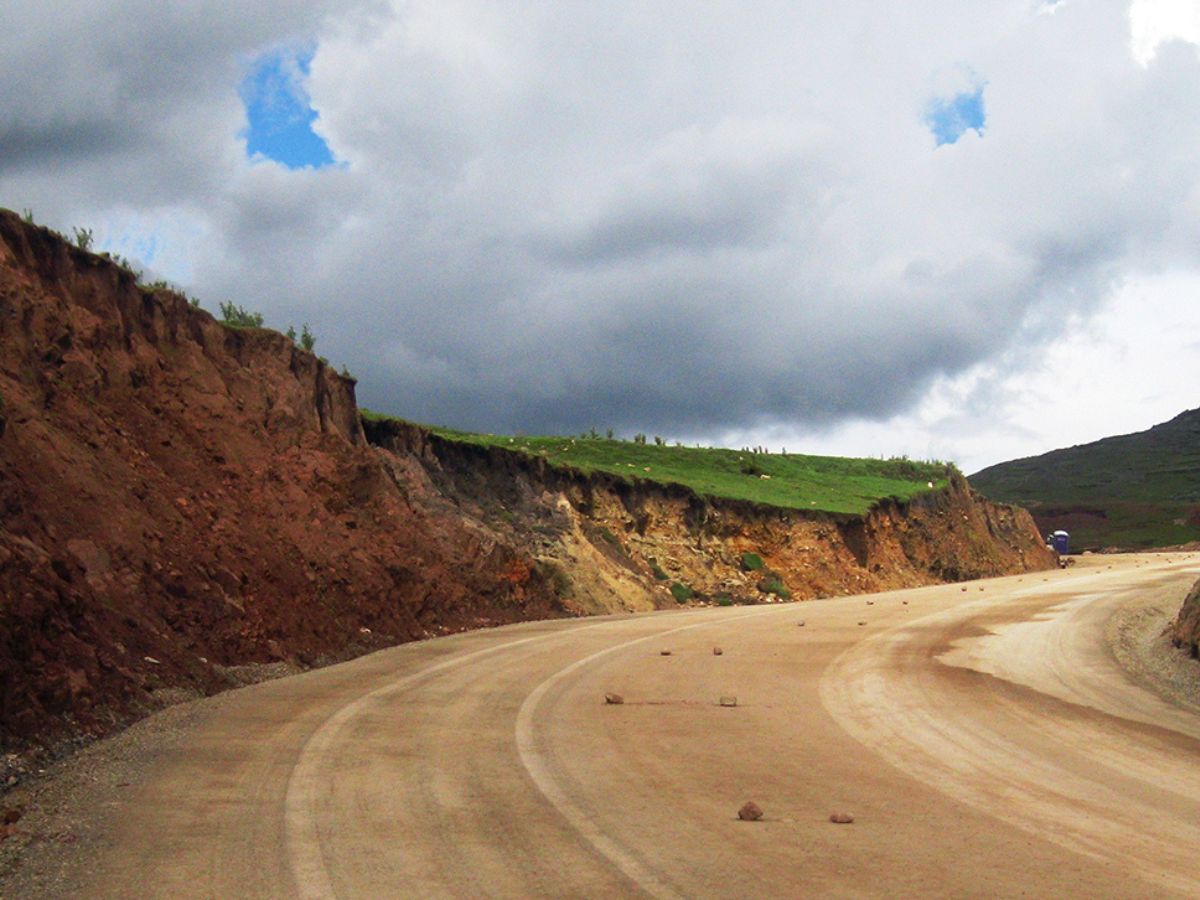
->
[240,45,335,169]
[91,210,209,286]
[925,86,986,146]
[99,230,161,266]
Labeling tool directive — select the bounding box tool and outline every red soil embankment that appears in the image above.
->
[0,211,563,763]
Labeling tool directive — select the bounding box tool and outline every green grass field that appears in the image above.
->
[363,412,952,515]
[969,407,1200,549]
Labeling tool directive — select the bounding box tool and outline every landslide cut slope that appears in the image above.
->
[969,407,1200,549]
[0,208,1055,766]
[0,211,564,759]
[366,418,1056,616]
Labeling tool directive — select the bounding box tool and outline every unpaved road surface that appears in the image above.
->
[7,554,1200,897]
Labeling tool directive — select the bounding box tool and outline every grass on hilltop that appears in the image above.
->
[362,411,953,516]
[969,407,1200,549]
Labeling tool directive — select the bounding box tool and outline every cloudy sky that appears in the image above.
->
[2,0,1199,473]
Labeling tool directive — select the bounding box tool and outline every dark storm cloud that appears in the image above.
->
[5,0,1200,450]
[0,121,135,173]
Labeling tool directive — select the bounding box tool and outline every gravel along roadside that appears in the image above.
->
[0,671,279,899]
[1106,580,1200,717]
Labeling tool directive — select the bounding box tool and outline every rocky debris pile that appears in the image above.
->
[1170,577,1200,658]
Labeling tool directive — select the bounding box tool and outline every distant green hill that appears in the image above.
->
[969,407,1200,549]
[363,412,952,516]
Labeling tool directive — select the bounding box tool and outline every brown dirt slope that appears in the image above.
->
[0,209,1054,772]
[0,211,564,764]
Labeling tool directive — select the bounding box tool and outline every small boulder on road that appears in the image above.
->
[738,801,764,821]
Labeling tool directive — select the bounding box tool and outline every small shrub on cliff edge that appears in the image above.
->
[218,301,264,328]
[104,252,142,281]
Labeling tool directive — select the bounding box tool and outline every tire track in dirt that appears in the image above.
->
[820,568,1200,897]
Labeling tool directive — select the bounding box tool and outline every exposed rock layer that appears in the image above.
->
[367,418,1055,616]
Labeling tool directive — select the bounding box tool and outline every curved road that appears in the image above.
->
[80,554,1200,897]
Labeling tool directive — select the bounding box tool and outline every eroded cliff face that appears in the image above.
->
[0,212,563,760]
[366,420,1056,616]
[0,209,1054,767]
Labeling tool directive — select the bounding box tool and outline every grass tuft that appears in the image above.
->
[670,582,695,603]
[740,552,764,571]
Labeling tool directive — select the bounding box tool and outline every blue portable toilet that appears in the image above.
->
[1052,530,1069,555]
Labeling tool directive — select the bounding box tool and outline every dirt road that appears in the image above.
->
[16,554,1200,897]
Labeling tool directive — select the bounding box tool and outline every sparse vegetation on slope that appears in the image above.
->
[217,300,265,328]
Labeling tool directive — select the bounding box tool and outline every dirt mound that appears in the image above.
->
[0,211,564,762]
